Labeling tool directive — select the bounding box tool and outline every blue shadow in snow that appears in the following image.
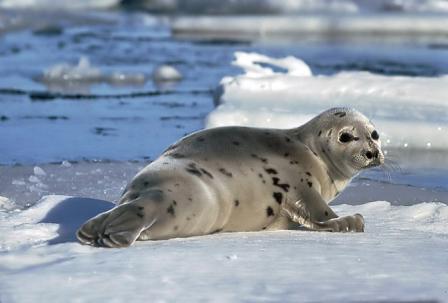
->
[39,197,114,245]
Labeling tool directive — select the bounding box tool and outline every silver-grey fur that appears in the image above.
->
[77,107,384,248]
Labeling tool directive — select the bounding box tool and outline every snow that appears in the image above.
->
[207,52,448,150]
[0,195,447,302]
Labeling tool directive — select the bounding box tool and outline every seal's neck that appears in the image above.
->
[287,126,355,183]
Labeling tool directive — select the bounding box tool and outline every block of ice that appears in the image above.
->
[207,52,448,150]
[153,64,183,82]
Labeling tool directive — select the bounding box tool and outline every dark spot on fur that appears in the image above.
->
[201,168,214,179]
[300,178,303,182]
[318,130,322,136]
[272,177,290,192]
[273,192,283,204]
[196,137,205,142]
[167,205,175,216]
[186,163,202,177]
[312,151,318,157]
[172,200,177,206]
[262,227,267,230]
[306,172,312,176]
[307,181,313,188]
[264,168,278,175]
[284,152,289,157]
[188,197,192,202]
[234,200,240,207]
[328,129,333,136]
[219,168,233,177]
[212,228,223,234]
[137,213,144,218]
[232,141,240,146]
[171,153,185,159]
[251,154,268,163]
[174,225,179,231]
[334,111,346,118]
[174,183,180,187]
[138,206,144,210]
[325,211,329,217]
[285,137,291,143]
[164,144,178,153]
[263,132,271,136]
[130,193,140,200]
[186,217,191,221]
[266,206,274,217]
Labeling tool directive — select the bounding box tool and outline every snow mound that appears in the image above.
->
[0,195,447,302]
[0,195,113,250]
[207,52,448,150]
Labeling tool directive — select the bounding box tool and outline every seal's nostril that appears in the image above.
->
[365,151,373,159]
[373,150,379,158]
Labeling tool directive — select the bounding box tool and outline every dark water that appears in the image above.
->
[0,10,447,206]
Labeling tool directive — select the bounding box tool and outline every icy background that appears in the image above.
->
[1,1,448,302]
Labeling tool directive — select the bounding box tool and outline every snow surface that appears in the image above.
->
[207,52,448,150]
[0,195,447,302]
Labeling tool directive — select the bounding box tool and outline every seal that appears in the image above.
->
[77,107,384,248]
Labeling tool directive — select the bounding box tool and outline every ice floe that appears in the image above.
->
[0,195,447,302]
[172,14,448,43]
[41,57,146,92]
[124,0,448,14]
[0,0,119,10]
[152,64,183,82]
[207,52,448,150]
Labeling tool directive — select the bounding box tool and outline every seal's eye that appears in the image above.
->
[371,130,379,140]
[339,133,354,143]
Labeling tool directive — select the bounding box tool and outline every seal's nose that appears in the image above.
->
[365,150,379,160]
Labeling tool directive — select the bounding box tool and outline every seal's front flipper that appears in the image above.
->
[282,188,364,232]
[313,214,364,232]
[77,201,153,248]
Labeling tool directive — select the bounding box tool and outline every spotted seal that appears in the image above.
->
[77,107,384,247]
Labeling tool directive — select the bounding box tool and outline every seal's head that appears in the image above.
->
[307,108,384,178]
